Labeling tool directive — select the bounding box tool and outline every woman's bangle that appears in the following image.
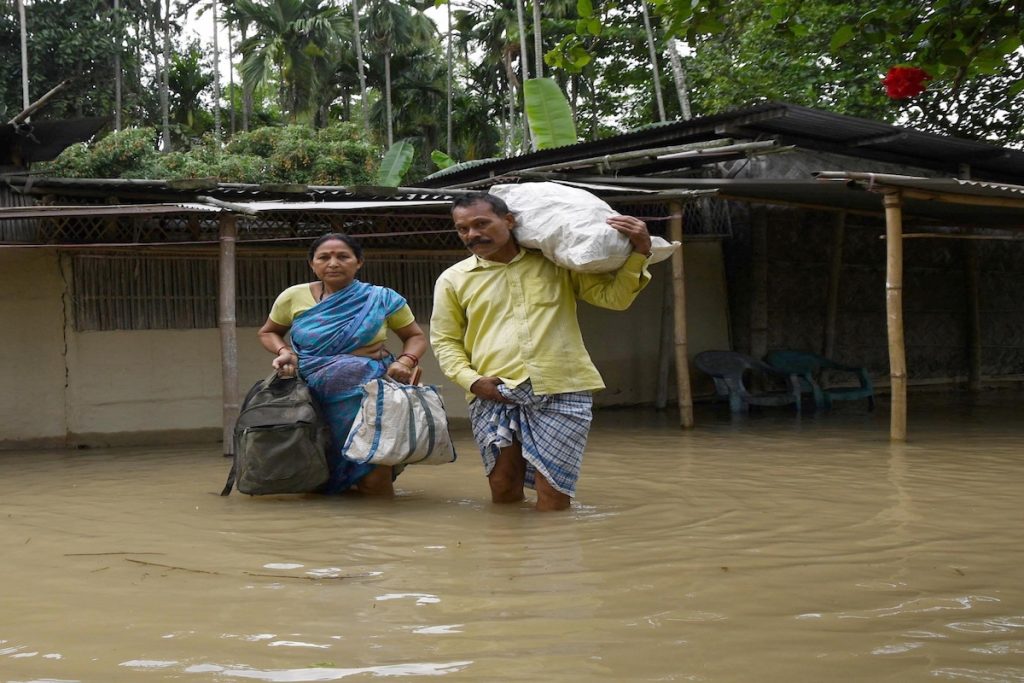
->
[398,352,419,367]
[276,346,293,356]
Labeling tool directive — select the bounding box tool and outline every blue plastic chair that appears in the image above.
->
[764,350,874,411]
[694,350,802,415]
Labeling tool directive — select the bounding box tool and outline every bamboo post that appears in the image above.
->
[823,211,846,358]
[965,241,982,392]
[669,202,694,428]
[655,274,673,410]
[750,206,768,360]
[882,192,907,441]
[218,214,240,456]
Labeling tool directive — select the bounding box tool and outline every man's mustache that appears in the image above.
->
[467,238,492,247]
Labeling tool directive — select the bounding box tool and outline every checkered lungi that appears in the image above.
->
[469,380,593,497]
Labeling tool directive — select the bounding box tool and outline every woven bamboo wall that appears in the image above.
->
[724,203,1024,383]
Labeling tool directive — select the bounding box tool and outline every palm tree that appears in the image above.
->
[361,0,436,145]
[349,0,372,138]
[226,0,347,121]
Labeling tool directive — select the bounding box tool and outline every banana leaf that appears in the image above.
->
[524,78,578,150]
[376,139,415,187]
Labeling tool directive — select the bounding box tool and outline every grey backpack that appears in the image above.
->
[221,372,330,496]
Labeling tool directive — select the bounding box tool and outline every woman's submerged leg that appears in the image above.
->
[354,465,394,495]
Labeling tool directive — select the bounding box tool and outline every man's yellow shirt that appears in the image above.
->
[430,248,652,399]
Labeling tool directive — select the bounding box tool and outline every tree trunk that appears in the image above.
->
[446,0,453,155]
[227,20,235,135]
[17,0,29,113]
[160,0,173,151]
[666,38,691,120]
[351,0,371,139]
[640,0,665,122]
[240,25,250,131]
[531,0,543,80]
[212,0,222,142]
[385,51,393,146]
[515,0,531,150]
[113,0,122,130]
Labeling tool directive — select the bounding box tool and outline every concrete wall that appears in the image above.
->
[1,243,729,449]
[1,250,68,446]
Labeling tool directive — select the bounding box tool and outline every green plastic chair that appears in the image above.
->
[694,350,803,415]
[764,350,874,411]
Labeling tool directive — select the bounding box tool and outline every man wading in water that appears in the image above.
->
[430,192,653,511]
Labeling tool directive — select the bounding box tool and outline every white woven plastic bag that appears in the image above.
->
[489,181,680,272]
[342,377,457,466]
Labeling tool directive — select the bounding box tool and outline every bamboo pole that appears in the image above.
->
[218,214,240,456]
[655,274,673,409]
[883,192,907,441]
[965,241,982,392]
[669,202,694,428]
[750,206,768,360]
[823,211,846,358]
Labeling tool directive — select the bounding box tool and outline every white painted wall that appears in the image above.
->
[1,242,729,448]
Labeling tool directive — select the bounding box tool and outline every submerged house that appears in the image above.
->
[422,102,1024,438]
[2,102,1023,449]
[0,175,705,449]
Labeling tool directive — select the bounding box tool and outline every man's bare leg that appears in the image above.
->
[354,465,394,495]
[535,474,571,511]
[488,441,526,503]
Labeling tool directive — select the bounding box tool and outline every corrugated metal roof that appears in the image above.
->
[816,172,1024,200]
[530,174,1024,229]
[416,102,1024,187]
[0,203,221,219]
[1,175,462,203]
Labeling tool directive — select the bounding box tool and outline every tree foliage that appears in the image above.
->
[42,123,376,184]
[676,0,1024,143]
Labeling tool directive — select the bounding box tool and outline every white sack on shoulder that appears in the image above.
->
[489,181,679,273]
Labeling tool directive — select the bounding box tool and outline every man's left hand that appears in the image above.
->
[607,215,651,256]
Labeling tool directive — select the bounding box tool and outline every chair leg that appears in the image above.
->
[728,393,745,414]
[867,395,875,411]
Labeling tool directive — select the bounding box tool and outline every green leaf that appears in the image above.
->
[577,0,593,19]
[569,45,593,68]
[523,78,578,150]
[587,18,602,36]
[939,47,968,66]
[995,35,1022,55]
[830,24,854,52]
[431,150,457,170]
[1009,79,1024,98]
[375,140,415,187]
[434,0,448,6]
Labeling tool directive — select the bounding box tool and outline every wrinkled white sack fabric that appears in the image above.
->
[489,182,680,273]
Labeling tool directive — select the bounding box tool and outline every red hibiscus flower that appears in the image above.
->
[882,66,932,99]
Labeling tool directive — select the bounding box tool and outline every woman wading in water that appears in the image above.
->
[258,233,428,495]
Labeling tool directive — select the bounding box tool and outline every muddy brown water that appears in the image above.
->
[2,394,1023,682]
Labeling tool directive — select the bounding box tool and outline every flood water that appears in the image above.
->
[2,392,1023,682]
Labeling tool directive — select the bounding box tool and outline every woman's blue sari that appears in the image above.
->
[291,280,407,493]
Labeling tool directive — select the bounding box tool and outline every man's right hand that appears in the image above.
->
[470,376,510,402]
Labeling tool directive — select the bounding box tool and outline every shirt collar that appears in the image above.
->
[463,247,527,271]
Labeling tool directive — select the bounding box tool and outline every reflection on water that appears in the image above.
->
[2,392,1023,682]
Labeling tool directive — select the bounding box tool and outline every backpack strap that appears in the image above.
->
[220,454,238,496]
